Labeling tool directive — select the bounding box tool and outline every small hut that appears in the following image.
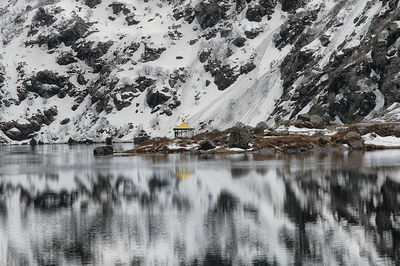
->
[173,122,195,139]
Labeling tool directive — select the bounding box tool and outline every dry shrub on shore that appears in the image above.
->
[253,135,324,150]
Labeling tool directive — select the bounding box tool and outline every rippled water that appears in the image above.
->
[1,145,400,265]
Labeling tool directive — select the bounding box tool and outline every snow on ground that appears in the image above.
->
[287,126,338,136]
[363,133,400,147]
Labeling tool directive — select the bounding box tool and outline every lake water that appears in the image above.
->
[1,144,400,265]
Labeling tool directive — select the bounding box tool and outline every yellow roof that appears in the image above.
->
[174,122,194,130]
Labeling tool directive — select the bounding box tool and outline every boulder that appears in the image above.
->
[297,113,310,122]
[198,140,216,151]
[60,118,70,125]
[244,29,262,39]
[194,0,227,29]
[146,91,170,108]
[343,131,361,141]
[310,114,323,127]
[347,139,364,150]
[229,126,251,149]
[256,122,268,129]
[93,146,113,156]
[232,36,246,47]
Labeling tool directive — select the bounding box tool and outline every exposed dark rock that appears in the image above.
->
[109,2,131,15]
[198,140,216,151]
[93,146,114,156]
[0,108,58,141]
[134,130,150,145]
[232,36,246,47]
[214,65,238,91]
[199,50,211,63]
[125,15,140,25]
[45,17,89,49]
[320,34,330,46]
[60,118,70,125]
[194,0,228,29]
[347,139,365,150]
[311,131,324,138]
[146,91,170,108]
[23,70,70,98]
[205,59,238,90]
[56,52,77,65]
[274,10,319,49]
[106,137,112,145]
[85,0,102,8]
[220,27,232,38]
[279,0,305,13]
[246,0,276,22]
[173,5,195,23]
[297,113,310,122]
[113,94,132,111]
[141,46,166,62]
[343,131,361,141]
[229,126,251,149]
[123,42,140,55]
[28,7,56,36]
[68,137,76,145]
[256,122,268,129]
[74,41,113,69]
[77,73,88,85]
[30,138,37,146]
[310,114,323,128]
[240,62,256,74]
[135,76,155,92]
[244,28,262,39]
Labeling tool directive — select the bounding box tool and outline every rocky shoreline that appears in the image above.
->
[120,122,400,155]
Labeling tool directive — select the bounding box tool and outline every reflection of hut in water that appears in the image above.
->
[173,122,195,139]
[175,165,193,180]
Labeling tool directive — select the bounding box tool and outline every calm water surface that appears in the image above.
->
[1,144,400,265]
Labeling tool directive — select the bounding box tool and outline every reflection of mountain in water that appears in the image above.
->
[1,151,400,265]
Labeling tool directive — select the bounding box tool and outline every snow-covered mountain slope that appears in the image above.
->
[0,0,399,143]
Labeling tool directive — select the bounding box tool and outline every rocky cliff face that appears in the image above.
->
[0,0,399,143]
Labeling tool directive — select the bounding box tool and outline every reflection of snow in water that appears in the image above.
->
[0,145,400,265]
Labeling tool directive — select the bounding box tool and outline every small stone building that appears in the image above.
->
[173,122,195,139]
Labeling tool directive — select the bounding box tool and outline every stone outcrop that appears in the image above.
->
[198,140,216,151]
[146,91,170,108]
[194,0,228,29]
[229,126,251,149]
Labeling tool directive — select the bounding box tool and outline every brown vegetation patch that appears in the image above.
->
[253,135,331,152]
